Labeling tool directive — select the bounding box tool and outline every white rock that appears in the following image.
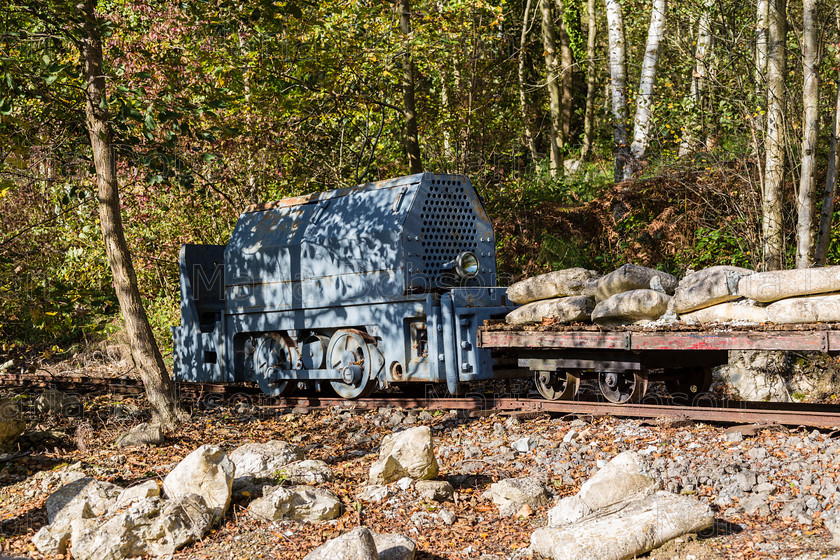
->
[670,266,755,313]
[303,526,378,560]
[396,476,414,491]
[439,508,456,526]
[505,296,595,325]
[680,300,768,324]
[507,268,600,304]
[766,294,840,324]
[108,480,160,513]
[229,440,304,479]
[357,485,390,503]
[414,480,454,502]
[738,266,840,303]
[45,477,122,523]
[588,264,677,302]
[592,289,671,325]
[249,485,342,522]
[369,426,439,484]
[512,437,537,453]
[373,531,417,560]
[278,460,334,485]
[482,478,550,517]
[162,444,234,520]
[115,422,164,447]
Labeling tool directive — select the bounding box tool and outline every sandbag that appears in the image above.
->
[765,294,840,324]
[680,300,768,324]
[506,268,600,304]
[588,264,677,302]
[738,266,840,303]
[505,296,595,325]
[591,290,671,325]
[670,266,755,313]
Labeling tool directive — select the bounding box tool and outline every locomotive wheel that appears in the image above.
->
[327,329,378,399]
[598,371,648,404]
[254,333,297,397]
[535,370,580,400]
[665,366,713,397]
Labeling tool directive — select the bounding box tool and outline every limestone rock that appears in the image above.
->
[766,294,840,324]
[531,491,714,560]
[591,289,671,325]
[32,500,96,555]
[505,296,594,325]
[507,269,600,304]
[162,444,234,520]
[249,485,342,522]
[115,422,164,447]
[229,440,304,480]
[739,266,840,303]
[825,512,840,546]
[717,351,790,402]
[278,459,334,485]
[70,494,212,560]
[0,399,25,451]
[35,389,82,416]
[108,480,161,513]
[45,477,122,524]
[670,266,755,313]
[369,426,439,484]
[414,480,454,502]
[482,477,550,517]
[588,264,677,302]
[303,527,378,560]
[357,485,390,503]
[680,300,768,324]
[373,532,417,560]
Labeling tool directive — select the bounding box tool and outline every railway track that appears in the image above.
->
[3,372,840,428]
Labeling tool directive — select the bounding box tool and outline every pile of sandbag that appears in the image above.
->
[505,264,678,326]
[506,263,840,326]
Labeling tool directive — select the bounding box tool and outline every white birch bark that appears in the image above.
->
[755,0,769,90]
[815,6,840,266]
[605,0,629,182]
[762,0,787,271]
[679,0,713,156]
[581,0,597,159]
[540,0,564,176]
[794,0,821,268]
[629,0,667,168]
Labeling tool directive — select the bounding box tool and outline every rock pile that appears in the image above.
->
[507,263,840,326]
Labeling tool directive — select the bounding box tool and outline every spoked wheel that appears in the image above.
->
[598,371,648,403]
[535,370,580,400]
[665,366,713,397]
[254,333,298,397]
[327,329,378,399]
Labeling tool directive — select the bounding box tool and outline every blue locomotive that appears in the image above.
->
[172,173,518,398]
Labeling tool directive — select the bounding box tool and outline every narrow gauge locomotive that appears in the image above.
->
[172,173,522,398]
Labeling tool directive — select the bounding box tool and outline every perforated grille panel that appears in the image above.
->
[418,178,478,275]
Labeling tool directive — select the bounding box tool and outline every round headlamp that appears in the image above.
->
[455,251,480,278]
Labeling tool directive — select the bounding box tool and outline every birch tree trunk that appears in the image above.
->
[556,0,575,145]
[679,0,713,156]
[629,0,667,172]
[605,0,630,182]
[762,0,787,271]
[399,0,423,174]
[80,0,182,429]
[540,0,564,176]
[794,0,821,268]
[582,0,598,159]
[518,0,539,162]
[755,0,769,90]
[815,6,840,266]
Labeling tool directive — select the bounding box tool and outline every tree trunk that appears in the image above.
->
[556,0,575,145]
[815,6,840,266]
[762,0,787,271]
[629,0,667,171]
[80,0,182,429]
[581,0,597,160]
[679,0,713,156]
[604,0,629,182]
[399,0,423,174]
[540,0,564,176]
[755,0,769,90]
[518,0,539,162]
[794,0,820,268]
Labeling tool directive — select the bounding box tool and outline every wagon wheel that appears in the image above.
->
[254,333,298,397]
[665,366,713,397]
[327,329,378,399]
[598,371,648,404]
[535,370,580,401]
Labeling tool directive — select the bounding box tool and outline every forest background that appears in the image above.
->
[1,0,839,364]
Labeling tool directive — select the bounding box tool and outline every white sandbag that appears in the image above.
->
[530,491,714,560]
[505,296,595,325]
[670,266,755,313]
[507,268,600,305]
[765,294,840,324]
[588,264,677,302]
[591,290,671,325]
[738,266,840,303]
[680,300,768,324]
